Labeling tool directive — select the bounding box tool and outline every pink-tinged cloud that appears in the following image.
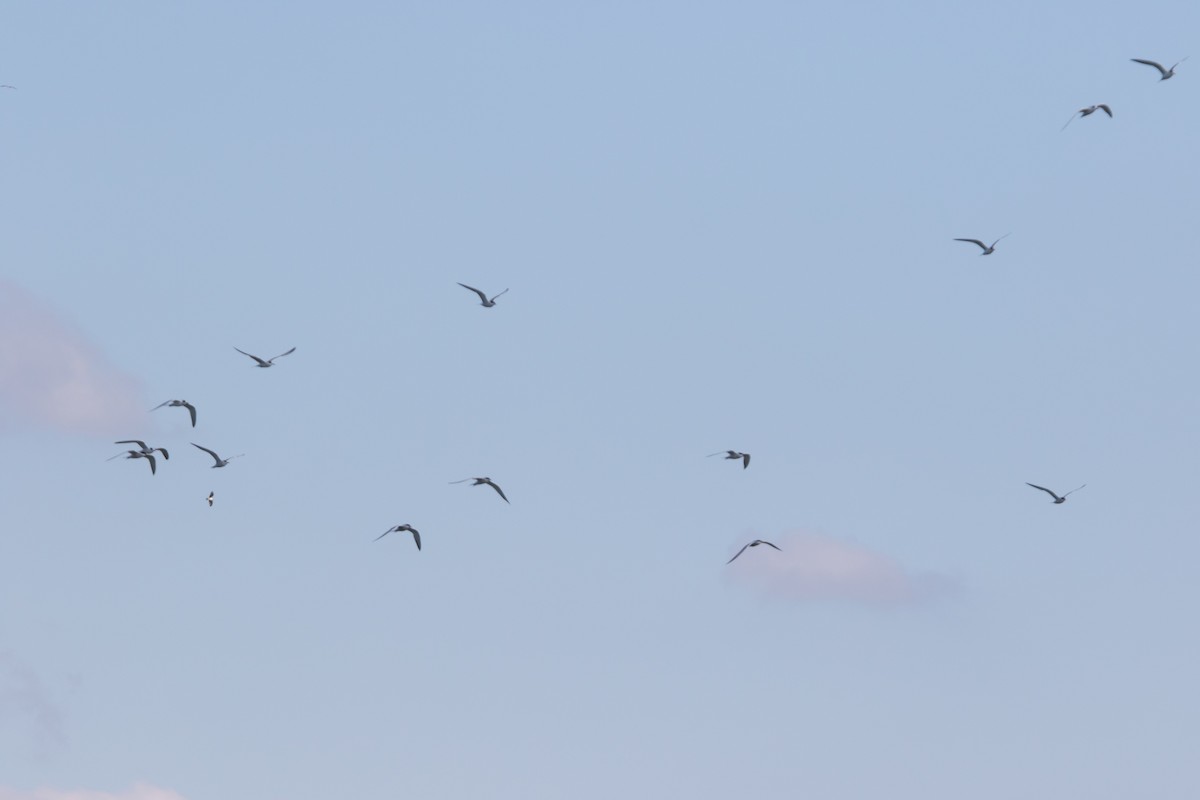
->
[0,281,143,436]
[727,531,957,605]
[0,786,188,800]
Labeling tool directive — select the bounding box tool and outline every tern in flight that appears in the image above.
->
[708,450,750,469]
[954,234,1010,255]
[1026,482,1086,504]
[150,399,197,427]
[234,346,296,367]
[457,283,509,307]
[375,524,421,550]
[107,447,164,475]
[114,439,170,461]
[1131,57,1187,81]
[1061,104,1112,131]
[191,443,243,468]
[450,477,510,503]
[727,539,782,564]
[207,491,214,507]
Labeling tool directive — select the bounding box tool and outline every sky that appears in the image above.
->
[2,2,1200,798]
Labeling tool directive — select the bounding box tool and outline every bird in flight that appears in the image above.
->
[954,234,1010,255]
[207,491,214,507]
[150,399,197,427]
[108,443,166,474]
[376,524,421,550]
[1131,57,1187,81]
[708,450,750,469]
[727,539,782,564]
[1026,482,1086,504]
[192,443,243,468]
[234,346,296,367]
[114,439,170,461]
[1061,104,1112,131]
[450,477,509,503]
[457,283,509,307]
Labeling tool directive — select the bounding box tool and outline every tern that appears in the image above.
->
[457,283,509,307]
[114,439,170,460]
[191,443,243,468]
[234,346,296,367]
[1061,104,1112,131]
[954,234,1010,255]
[1026,482,1086,504]
[150,399,197,427]
[375,524,421,550]
[107,449,162,475]
[727,539,782,564]
[450,477,510,503]
[1131,57,1187,81]
[708,450,750,469]
[207,491,214,507]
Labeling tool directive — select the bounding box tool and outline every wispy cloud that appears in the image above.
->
[0,281,142,436]
[727,531,958,605]
[0,786,188,800]
[0,651,65,759]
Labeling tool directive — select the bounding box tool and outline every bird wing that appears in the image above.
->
[411,528,421,551]
[1098,104,1112,117]
[157,448,169,460]
[1061,112,1079,131]
[234,347,269,366]
[144,453,157,475]
[1131,58,1168,76]
[150,401,171,411]
[990,233,1012,248]
[1025,482,1061,501]
[742,453,750,469]
[726,543,751,564]
[115,439,149,450]
[489,288,510,303]
[485,480,510,503]
[374,526,398,541]
[760,540,782,551]
[449,478,473,484]
[954,238,988,251]
[207,492,214,506]
[1063,483,1087,497]
[458,283,489,303]
[269,347,297,363]
[183,402,197,427]
[191,443,222,465]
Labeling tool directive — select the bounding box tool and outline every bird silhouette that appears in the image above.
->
[234,346,296,367]
[1026,482,1086,504]
[727,539,782,564]
[376,524,421,550]
[954,234,1010,255]
[457,283,509,307]
[450,477,509,503]
[708,450,750,469]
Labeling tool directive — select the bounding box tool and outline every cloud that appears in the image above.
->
[0,651,65,759]
[727,531,957,605]
[0,786,188,800]
[0,281,143,436]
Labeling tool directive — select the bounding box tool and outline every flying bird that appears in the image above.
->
[954,234,1010,255]
[114,439,170,460]
[450,477,510,503]
[1061,104,1112,131]
[1025,482,1086,504]
[457,283,509,307]
[1131,57,1187,81]
[150,399,197,427]
[191,443,243,468]
[107,449,161,475]
[708,450,750,469]
[207,491,214,507]
[234,346,296,367]
[375,524,421,550]
[727,539,782,564]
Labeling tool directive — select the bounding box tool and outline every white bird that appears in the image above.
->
[1026,482,1086,504]
[450,477,509,503]
[457,283,509,307]
[191,443,242,468]
[708,450,750,469]
[1131,57,1187,81]
[234,346,296,367]
[1061,104,1112,131]
[107,448,162,475]
[114,439,170,461]
[727,539,782,564]
[954,234,1010,255]
[207,491,214,507]
[150,399,197,427]
[375,524,421,550]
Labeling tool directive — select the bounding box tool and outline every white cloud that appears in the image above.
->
[0,786,188,800]
[0,281,143,436]
[727,531,957,605]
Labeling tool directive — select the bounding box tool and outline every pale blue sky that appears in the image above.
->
[3,3,1200,799]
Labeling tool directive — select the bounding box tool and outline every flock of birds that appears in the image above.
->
[94,53,1179,566]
